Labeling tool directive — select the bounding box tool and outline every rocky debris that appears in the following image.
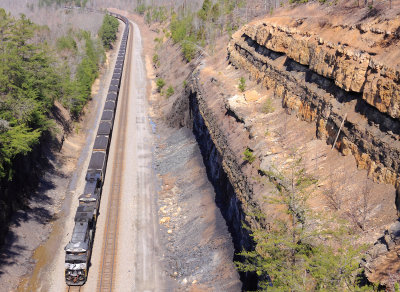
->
[362,220,400,289]
[154,127,241,291]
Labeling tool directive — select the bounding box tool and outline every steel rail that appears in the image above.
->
[67,286,81,292]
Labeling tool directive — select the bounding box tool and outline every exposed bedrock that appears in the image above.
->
[242,23,400,118]
[228,23,400,187]
[184,74,259,290]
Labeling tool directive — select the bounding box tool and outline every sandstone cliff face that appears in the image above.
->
[228,19,400,187]
[242,21,400,118]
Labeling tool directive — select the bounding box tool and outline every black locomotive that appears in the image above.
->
[64,12,129,286]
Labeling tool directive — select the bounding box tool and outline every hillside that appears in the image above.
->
[149,0,400,290]
[0,5,115,244]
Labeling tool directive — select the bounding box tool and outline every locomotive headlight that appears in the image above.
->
[79,263,87,270]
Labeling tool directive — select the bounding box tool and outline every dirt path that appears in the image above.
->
[113,20,170,291]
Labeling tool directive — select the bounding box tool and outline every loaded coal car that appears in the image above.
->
[101,110,114,122]
[104,100,116,112]
[113,72,122,80]
[97,121,112,136]
[108,84,119,94]
[93,135,110,152]
[86,150,107,183]
[110,78,121,89]
[106,91,118,102]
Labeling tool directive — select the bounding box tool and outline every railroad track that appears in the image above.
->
[96,20,133,292]
[66,286,81,292]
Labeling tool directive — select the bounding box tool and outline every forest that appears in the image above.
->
[0,8,119,181]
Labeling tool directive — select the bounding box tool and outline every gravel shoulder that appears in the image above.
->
[154,126,242,291]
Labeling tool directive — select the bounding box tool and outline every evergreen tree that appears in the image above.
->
[0,9,59,179]
[99,14,119,50]
[0,9,104,179]
[237,152,373,291]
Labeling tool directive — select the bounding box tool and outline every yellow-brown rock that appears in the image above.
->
[237,19,400,119]
[228,14,400,187]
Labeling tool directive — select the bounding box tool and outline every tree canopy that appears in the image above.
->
[0,9,107,180]
[99,14,119,50]
[0,9,60,179]
[237,153,373,291]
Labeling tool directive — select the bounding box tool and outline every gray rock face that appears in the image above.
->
[362,220,400,281]
[183,74,259,289]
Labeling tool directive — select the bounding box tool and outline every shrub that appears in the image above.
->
[170,14,193,44]
[56,34,77,51]
[145,10,151,24]
[262,98,275,114]
[181,39,197,62]
[198,0,212,21]
[154,37,163,50]
[151,6,167,23]
[152,54,160,67]
[70,32,103,117]
[243,148,255,163]
[238,77,246,92]
[136,4,146,15]
[156,78,165,92]
[166,86,174,98]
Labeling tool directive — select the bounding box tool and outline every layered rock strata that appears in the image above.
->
[228,21,400,187]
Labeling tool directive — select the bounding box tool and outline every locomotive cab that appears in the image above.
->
[64,222,91,285]
[64,248,88,285]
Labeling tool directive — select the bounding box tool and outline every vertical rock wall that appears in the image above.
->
[186,75,259,290]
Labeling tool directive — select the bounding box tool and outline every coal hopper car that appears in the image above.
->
[64,12,129,286]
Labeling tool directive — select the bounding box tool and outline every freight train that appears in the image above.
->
[64,12,129,286]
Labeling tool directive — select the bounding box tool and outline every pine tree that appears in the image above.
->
[237,152,373,291]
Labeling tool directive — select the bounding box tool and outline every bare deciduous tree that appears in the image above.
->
[346,176,373,231]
